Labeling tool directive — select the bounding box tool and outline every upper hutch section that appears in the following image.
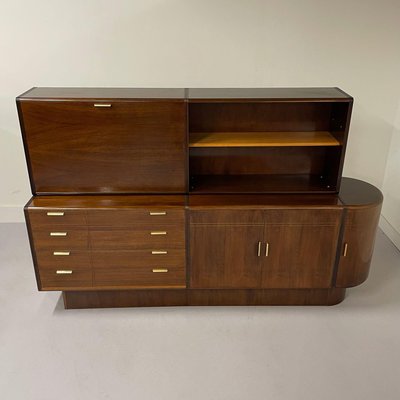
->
[17,87,353,195]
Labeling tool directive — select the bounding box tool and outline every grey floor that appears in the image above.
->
[1,224,400,400]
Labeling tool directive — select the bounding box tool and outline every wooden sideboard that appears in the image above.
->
[17,87,382,308]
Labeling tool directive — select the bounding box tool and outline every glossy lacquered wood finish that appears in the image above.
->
[17,87,384,308]
[25,196,186,290]
[18,99,187,194]
[187,87,352,100]
[19,87,186,99]
[63,288,346,309]
[190,208,342,289]
[335,204,382,287]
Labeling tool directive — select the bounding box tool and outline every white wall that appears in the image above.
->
[381,100,400,248]
[1,0,400,236]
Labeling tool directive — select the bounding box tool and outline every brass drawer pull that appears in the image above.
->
[151,250,168,255]
[149,211,167,216]
[257,241,261,257]
[53,251,70,256]
[152,268,169,273]
[47,212,64,216]
[343,243,348,257]
[94,104,112,107]
[56,270,73,275]
[265,242,270,257]
[50,232,67,237]
[150,231,167,235]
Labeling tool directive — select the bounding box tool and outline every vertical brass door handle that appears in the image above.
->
[265,242,269,257]
[257,241,262,257]
[343,243,348,257]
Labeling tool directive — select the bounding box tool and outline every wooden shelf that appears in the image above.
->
[190,174,335,194]
[189,131,340,148]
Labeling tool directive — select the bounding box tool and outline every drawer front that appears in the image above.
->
[31,229,89,250]
[91,250,185,269]
[20,100,187,193]
[89,228,185,250]
[28,209,87,227]
[39,269,93,290]
[87,209,185,227]
[35,250,91,270]
[94,266,186,288]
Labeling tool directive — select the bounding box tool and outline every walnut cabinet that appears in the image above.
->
[17,88,383,308]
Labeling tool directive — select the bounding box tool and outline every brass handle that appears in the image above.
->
[265,242,269,257]
[50,232,67,237]
[56,270,73,275]
[94,104,112,107]
[53,251,70,256]
[47,212,64,216]
[257,241,261,257]
[150,231,167,235]
[343,243,348,257]
[151,250,168,255]
[152,268,169,273]
[149,211,167,216]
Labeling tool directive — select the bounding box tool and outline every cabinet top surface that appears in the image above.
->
[187,87,351,100]
[17,87,186,100]
[17,87,352,101]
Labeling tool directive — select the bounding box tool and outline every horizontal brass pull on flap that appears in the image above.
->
[53,251,70,256]
[149,211,167,216]
[46,212,64,216]
[56,270,73,275]
[93,103,112,107]
[50,232,67,236]
[152,268,169,273]
[151,250,168,255]
[150,231,167,235]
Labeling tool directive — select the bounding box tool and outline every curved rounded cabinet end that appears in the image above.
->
[336,178,382,288]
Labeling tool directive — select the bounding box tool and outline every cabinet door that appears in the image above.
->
[261,209,342,288]
[190,211,264,288]
[19,100,187,193]
[335,206,381,288]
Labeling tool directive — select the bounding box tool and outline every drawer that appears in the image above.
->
[91,249,185,269]
[39,269,93,290]
[35,250,91,269]
[89,228,185,250]
[87,209,185,227]
[31,229,89,250]
[93,266,186,288]
[28,209,86,227]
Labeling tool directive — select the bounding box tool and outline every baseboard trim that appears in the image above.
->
[0,206,24,223]
[380,215,400,251]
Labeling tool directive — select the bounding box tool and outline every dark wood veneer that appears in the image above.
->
[18,88,383,308]
[18,100,187,194]
[63,288,346,309]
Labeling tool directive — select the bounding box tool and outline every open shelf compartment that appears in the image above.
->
[188,99,352,194]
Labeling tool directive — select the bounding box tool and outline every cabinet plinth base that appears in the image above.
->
[62,288,346,309]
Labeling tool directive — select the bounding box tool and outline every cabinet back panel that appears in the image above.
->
[19,100,187,193]
[189,102,332,132]
[190,147,327,175]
